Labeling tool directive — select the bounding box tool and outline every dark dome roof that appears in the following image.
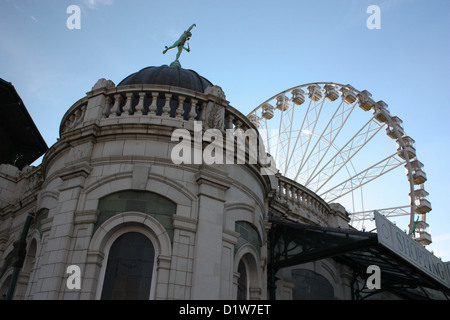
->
[118,65,213,92]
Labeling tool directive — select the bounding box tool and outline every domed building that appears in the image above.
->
[0,64,449,300]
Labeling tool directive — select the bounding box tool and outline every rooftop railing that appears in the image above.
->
[274,174,332,220]
[60,82,257,136]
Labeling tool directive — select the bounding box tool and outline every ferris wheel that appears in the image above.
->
[247,82,432,245]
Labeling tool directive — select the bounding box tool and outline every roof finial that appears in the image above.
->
[163,24,196,68]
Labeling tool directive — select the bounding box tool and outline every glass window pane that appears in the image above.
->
[237,260,248,300]
[101,232,155,300]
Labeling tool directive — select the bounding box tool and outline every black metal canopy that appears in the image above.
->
[0,78,48,170]
[268,215,450,300]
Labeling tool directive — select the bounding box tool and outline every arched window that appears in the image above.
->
[237,260,248,300]
[234,221,262,300]
[235,221,261,255]
[96,190,176,241]
[100,232,155,300]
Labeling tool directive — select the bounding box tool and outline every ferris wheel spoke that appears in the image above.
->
[279,99,297,174]
[274,99,290,169]
[284,98,314,174]
[296,98,326,171]
[258,118,270,156]
[319,152,406,202]
[300,99,356,186]
[289,98,326,181]
[350,205,412,222]
[308,117,385,193]
[248,82,430,244]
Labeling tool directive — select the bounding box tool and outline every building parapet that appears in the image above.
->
[60,81,257,137]
[271,174,333,225]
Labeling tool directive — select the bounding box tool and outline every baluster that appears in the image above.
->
[80,104,86,122]
[122,92,134,115]
[298,192,304,208]
[303,194,308,209]
[149,92,158,115]
[162,93,172,116]
[305,195,311,210]
[293,189,298,205]
[200,101,207,122]
[292,187,299,205]
[67,115,74,129]
[176,96,185,119]
[74,109,81,124]
[226,114,235,130]
[135,92,145,115]
[282,182,289,202]
[312,198,317,213]
[110,94,123,116]
[62,121,68,133]
[189,98,198,120]
[103,95,112,118]
[285,185,291,202]
[296,190,303,207]
[278,181,285,201]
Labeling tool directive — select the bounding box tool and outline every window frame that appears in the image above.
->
[95,225,159,300]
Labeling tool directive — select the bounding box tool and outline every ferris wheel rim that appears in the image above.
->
[249,82,361,115]
[248,81,422,236]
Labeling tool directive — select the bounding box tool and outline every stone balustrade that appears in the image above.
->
[0,164,43,210]
[60,82,259,136]
[274,175,331,219]
[102,86,206,121]
[61,101,87,134]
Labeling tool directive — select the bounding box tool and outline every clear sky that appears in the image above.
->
[1,0,449,260]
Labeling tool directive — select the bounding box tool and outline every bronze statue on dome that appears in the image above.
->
[163,24,196,68]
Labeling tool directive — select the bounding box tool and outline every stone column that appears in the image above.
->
[35,136,93,299]
[191,166,230,299]
[38,165,90,299]
[168,216,198,300]
[85,78,115,121]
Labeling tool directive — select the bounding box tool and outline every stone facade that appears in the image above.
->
[0,67,356,300]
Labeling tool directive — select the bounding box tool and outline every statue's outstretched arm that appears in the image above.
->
[187,24,196,32]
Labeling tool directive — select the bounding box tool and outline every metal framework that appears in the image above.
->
[268,216,449,300]
[319,152,405,202]
[248,82,431,242]
[351,205,411,223]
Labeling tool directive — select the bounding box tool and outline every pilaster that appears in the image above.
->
[191,166,231,299]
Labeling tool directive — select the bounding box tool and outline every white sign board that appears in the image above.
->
[375,212,450,289]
